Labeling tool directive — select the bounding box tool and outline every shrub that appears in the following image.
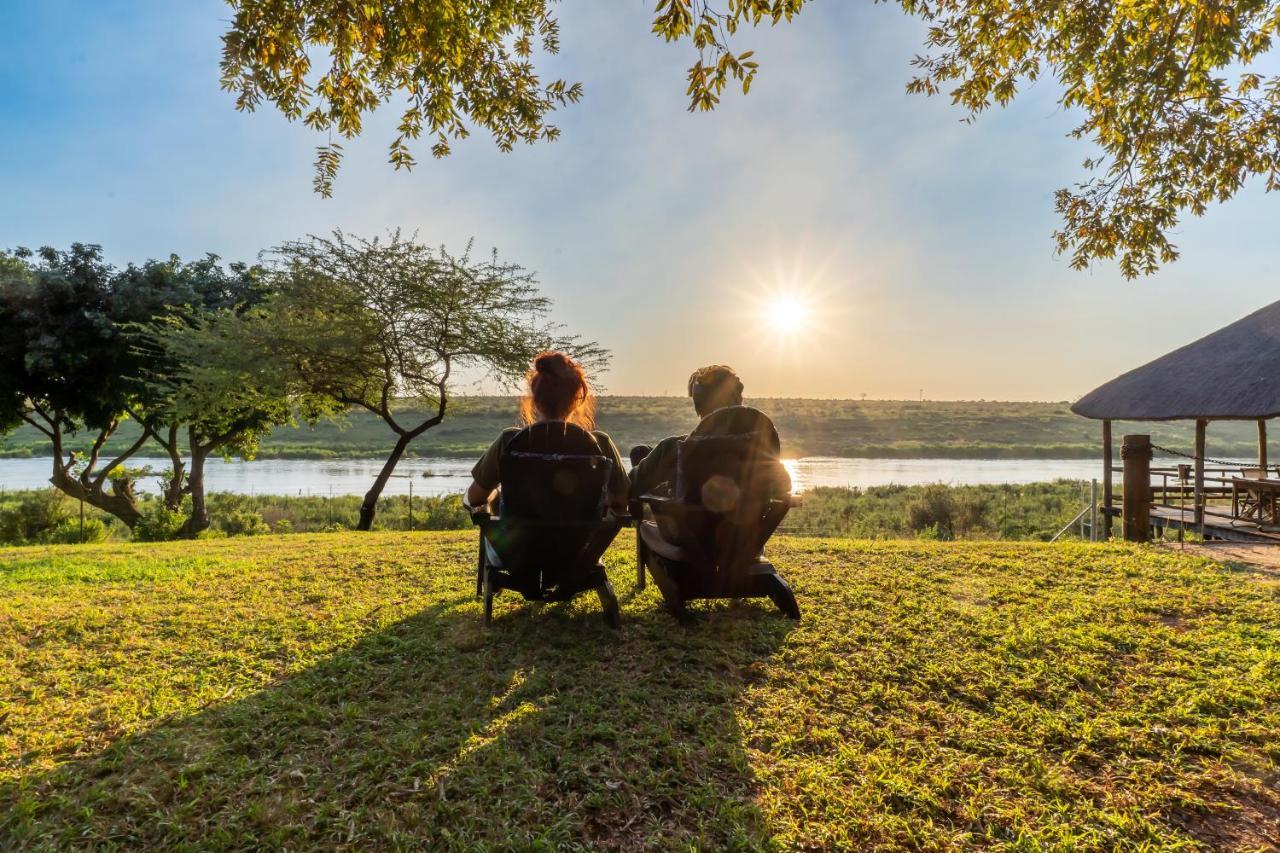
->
[220,510,270,537]
[134,505,187,542]
[907,485,956,540]
[272,519,293,534]
[0,490,75,545]
[48,518,109,544]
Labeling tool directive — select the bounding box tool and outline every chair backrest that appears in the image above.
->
[657,407,789,574]
[1241,467,1267,480]
[498,422,612,522]
[675,406,786,510]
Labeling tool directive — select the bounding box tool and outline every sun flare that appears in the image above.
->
[766,294,812,335]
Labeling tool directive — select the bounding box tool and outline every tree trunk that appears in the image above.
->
[38,419,144,529]
[50,461,143,528]
[158,425,188,512]
[358,433,414,531]
[180,441,212,538]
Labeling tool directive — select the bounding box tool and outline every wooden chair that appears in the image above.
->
[470,422,627,628]
[632,406,800,621]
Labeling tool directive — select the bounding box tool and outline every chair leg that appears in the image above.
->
[483,567,494,628]
[596,578,621,630]
[475,536,485,598]
[635,536,647,590]
[646,554,690,623]
[766,574,801,620]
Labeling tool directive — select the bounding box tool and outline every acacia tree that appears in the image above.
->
[114,254,270,515]
[258,231,605,531]
[135,309,339,536]
[221,0,1280,276]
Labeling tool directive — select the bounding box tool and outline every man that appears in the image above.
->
[629,364,788,499]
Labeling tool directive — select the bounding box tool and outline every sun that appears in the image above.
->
[767,294,812,334]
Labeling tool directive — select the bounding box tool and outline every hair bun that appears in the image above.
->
[535,352,574,377]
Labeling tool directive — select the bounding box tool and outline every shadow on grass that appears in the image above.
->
[2,593,795,849]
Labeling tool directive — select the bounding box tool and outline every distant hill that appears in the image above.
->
[0,397,1268,460]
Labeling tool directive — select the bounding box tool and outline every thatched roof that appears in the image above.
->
[1073,299,1280,421]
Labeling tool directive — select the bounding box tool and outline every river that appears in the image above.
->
[0,456,1110,497]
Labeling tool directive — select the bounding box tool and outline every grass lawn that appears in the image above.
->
[1,533,1278,849]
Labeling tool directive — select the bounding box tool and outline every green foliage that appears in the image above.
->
[0,490,74,545]
[47,518,108,545]
[0,244,273,529]
[1,533,1277,846]
[906,483,958,538]
[651,1,807,109]
[220,0,583,196]
[133,504,188,542]
[785,481,1091,541]
[225,1,1280,274]
[217,509,270,537]
[899,0,1280,276]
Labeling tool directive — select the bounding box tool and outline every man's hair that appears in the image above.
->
[687,364,744,416]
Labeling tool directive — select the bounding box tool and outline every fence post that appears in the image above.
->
[1121,434,1152,542]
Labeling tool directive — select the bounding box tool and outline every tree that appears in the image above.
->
[0,245,273,532]
[258,231,605,531]
[135,309,339,536]
[222,1,1280,276]
[114,254,271,516]
[0,245,153,527]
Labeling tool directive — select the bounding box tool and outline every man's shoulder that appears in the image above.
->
[655,434,687,450]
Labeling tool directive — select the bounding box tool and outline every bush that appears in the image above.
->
[907,485,956,540]
[48,518,109,544]
[220,509,270,537]
[272,519,293,534]
[0,490,75,545]
[134,505,187,542]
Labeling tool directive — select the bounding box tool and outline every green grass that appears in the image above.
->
[4,396,1270,460]
[2,533,1278,849]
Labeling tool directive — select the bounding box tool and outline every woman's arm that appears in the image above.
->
[466,432,508,511]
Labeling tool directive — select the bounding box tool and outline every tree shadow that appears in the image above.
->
[2,592,795,849]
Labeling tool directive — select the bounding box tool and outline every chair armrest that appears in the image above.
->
[469,507,492,527]
[786,493,804,508]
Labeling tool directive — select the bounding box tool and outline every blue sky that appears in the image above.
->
[3,1,1278,400]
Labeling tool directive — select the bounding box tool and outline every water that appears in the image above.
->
[0,456,1109,497]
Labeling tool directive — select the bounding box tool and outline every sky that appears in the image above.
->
[2,1,1278,401]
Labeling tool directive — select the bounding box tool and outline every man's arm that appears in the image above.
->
[629,436,680,501]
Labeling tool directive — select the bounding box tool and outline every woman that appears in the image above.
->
[465,351,629,513]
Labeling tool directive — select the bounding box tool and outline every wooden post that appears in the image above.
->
[1194,419,1207,528]
[1259,419,1268,471]
[1121,434,1152,542]
[1102,420,1113,540]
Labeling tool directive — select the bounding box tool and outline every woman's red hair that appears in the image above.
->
[520,351,595,429]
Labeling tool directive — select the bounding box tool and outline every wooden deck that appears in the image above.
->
[1146,504,1280,543]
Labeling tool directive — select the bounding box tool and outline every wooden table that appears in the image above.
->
[1230,477,1280,526]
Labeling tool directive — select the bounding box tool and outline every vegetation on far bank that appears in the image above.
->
[4,396,1271,462]
[0,480,1100,547]
[2,532,1277,848]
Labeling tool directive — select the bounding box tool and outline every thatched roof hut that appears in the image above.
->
[1072,299,1280,421]
[1072,298,1280,539]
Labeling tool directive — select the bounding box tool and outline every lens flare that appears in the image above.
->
[766,294,812,335]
